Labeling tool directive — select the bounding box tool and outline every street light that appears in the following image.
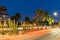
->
[53,12,58,16]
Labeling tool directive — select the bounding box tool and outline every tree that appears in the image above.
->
[44,11,49,20]
[24,16,30,24]
[11,16,15,20]
[34,9,50,25]
[11,13,21,24]
[11,13,21,34]
[36,9,44,25]
[48,16,54,26]
[42,11,49,25]
[37,9,44,19]
[15,13,21,21]
[0,6,7,12]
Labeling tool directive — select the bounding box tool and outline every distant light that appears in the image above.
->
[53,12,58,16]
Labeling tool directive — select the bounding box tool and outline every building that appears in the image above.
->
[0,13,9,21]
[0,6,9,28]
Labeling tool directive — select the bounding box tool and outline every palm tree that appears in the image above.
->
[11,16,15,20]
[24,16,31,31]
[44,11,49,19]
[15,13,21,34]
[33,9,44,26]
[42,11,49,25]
[15,13,21,21]
[11,13,21,24]
[24,16,30,24]
[48,16,54,26]
[37,9,44,18]
[36,9,44,25]
[11,13,21,34]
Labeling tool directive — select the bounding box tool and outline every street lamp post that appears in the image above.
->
[53,12,58,27]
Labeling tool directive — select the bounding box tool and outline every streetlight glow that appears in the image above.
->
[53,12,58,16]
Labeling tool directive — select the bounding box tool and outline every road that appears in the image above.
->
[0,28,52,40]
[35,28,60,40]
[0,28,59,40]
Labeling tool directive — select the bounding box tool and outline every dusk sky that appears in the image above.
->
[0,0,60,21]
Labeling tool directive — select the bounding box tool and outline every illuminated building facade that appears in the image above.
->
[0,6,9,28]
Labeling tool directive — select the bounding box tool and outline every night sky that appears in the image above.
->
[0,0,60,21]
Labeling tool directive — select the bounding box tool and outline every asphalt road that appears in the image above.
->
[0,28,59,40]
[0,29,51,40]
[35,28,60,40]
